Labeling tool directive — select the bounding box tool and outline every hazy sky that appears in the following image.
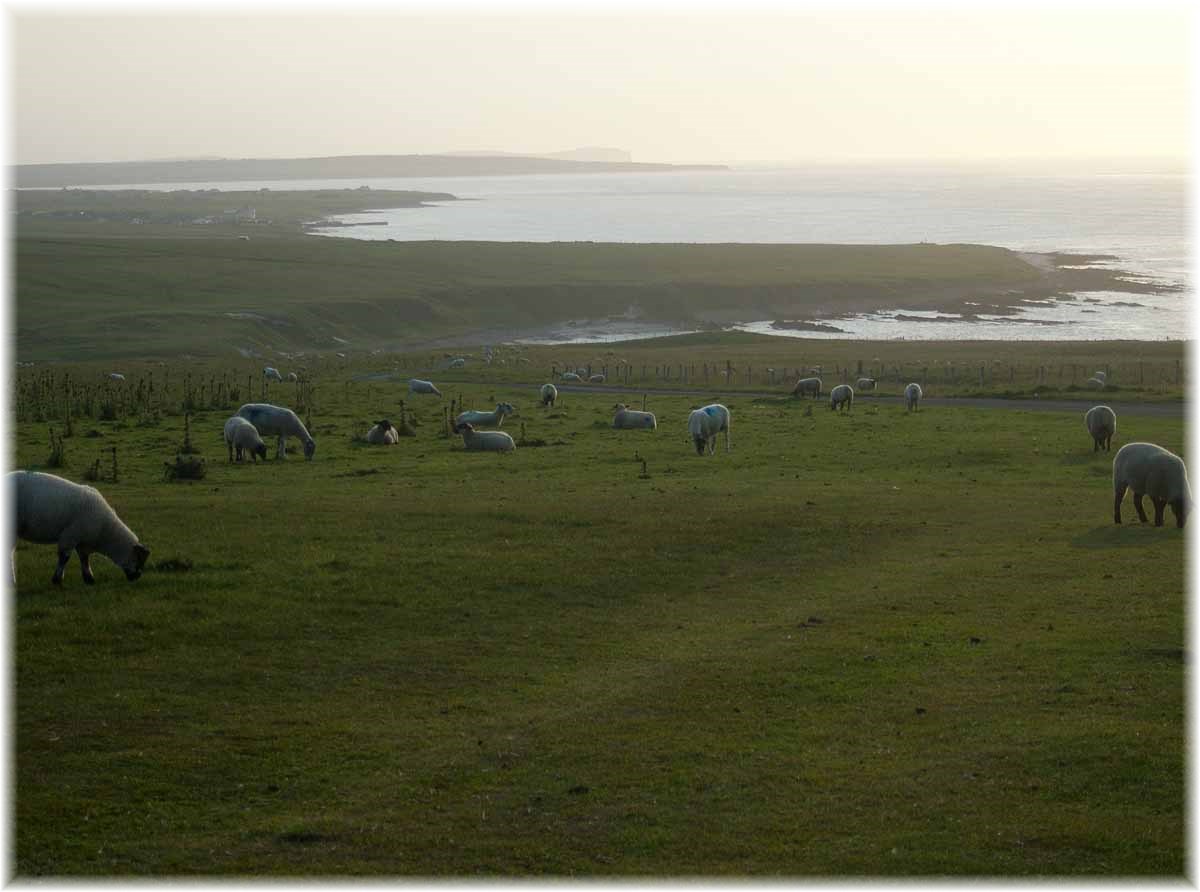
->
[9,6,1193,166]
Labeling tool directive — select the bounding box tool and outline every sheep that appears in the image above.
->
[829,383,854,412]
[108,372,126,381]
[589,374,606,383]
[540,383,558,407]
[1086,377,1106,390]
[688,404,731,455]
[1112,442,1190,528]
[904,382,923,412]
[561,372,582,382]
[236,403,316,460]
[408,378,442,396]
[612,403,657,430]
[455,402,515,429]
[286,372,299,382]
[855,377,877,391]
[792,376,822,399]
[1085,405,1116,452]
[9,470,150,585]
[449,357,466,368]
[264,366,283,381]
[365,420,400,445]
[455,422,516,453]
[223,415,268,463]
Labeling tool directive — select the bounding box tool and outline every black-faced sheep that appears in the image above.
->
[236,403,316,460]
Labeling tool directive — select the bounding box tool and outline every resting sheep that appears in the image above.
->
[688,404,731,455]
[856,377,877,391]
[455,402,515,429]
[223,415,268,463]
[264,366,283,382]
[1085,405,1116,452]
[9,470,150,585]
[792,376,822,399]
[1112,442,1189,528]
[236,403,316,460]
[408,378,442,396]
[365,420,400,445]
[540,383,558,407]
[455,422,516,453]
[612,404,657,430]
[829,384,854,412]
[904,382,923,412]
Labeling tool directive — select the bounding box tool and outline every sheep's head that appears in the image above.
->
[304,440,317,461]
[455,422,475,435]
[253,442,268,460]
[123,543,150,581]
[693,435,707,456]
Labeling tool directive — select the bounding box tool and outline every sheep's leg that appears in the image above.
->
[277,435,286,460]
[725,426,731,452]
[1133,492,1149,523]
[228,441,234,463]
[1152,497,1166,527]
[1093,438,1100,453]
[52,549,71,586]
[1171,498,1187,529]
[1114,483,1127,524]
[76,547,95,585]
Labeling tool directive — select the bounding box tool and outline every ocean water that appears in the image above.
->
[75,163,1191,341]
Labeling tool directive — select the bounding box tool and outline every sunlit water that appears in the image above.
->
[73,163,1190,341]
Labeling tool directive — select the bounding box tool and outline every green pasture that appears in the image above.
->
[11,358,1185,877]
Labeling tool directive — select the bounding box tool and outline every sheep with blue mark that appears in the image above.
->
[688,404,731,455]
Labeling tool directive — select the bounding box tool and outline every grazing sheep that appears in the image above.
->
[791,376,822,399]
[829,384,854,412]
[455,402,515,429]
[286,372,299,382]
[1085,405,1117,452]
[236,403,316,460]
[365,420,400,445]
[688,404,731,455]
[223,415,268,463]
[455,422,516,453]
[561,372,582,382]
[449,357,466,368]
[9,470,150,585]
[264,367,283,382]
[589,374,606,384]
[612,403,657,430]
[540,383,558,407]
[1113,442,1190,528]
[408,378,442,396]
[108,372,126,382]
[856,377,877,391]
[904,382,923,412]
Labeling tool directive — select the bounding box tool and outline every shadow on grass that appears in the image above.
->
[1070,524,1181,549]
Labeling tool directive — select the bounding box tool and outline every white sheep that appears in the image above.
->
[9,470,150,585]
[408,378,442,396]
[829,383,854,412]
[236,403,316,460]
[455,402,515,429]
[904,382,923,412]
[1085,405,1116,452]
[612,403,657,430]
[223,415,268,463]
[792,377,822,399]
[1113,442,1190,528]
[856,377,877,391]
[688,404,731,455]
[540,383,558,407]
[365,420,400,445]
[449,358,466,368]
[589,374,606,384]
[455,422,516,453]
[286,372,299,382]
[264,366,283,382]
[108,372,126,382]
[561,372,582,382]
[1086,377,1106,390]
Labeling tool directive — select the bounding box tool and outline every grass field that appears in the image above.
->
[10,349,1186,877]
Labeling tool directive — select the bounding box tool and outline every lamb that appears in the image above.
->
[612,403,657,430]
[1112,442,1190,528]
[1085,405,1116,452]
[455,402,515,429]
[792,377,822,399]
[223,415,268,463]
[856,377,877,391]
[365,420,400,445]
[264,366,283,381]
[455,422,516,453]
[829,383,854,412]
[236,403,316,460]
[9,470,150,585]
[688,404,731,455]
[540,383,558,407]
[904,382,923,412]
[408,378,442,396]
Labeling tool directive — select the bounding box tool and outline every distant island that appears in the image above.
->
[13,152,729,188]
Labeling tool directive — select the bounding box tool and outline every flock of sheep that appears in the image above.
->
[7,366,1189,587]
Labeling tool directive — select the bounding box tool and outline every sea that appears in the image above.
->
[76,161,1192,342]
